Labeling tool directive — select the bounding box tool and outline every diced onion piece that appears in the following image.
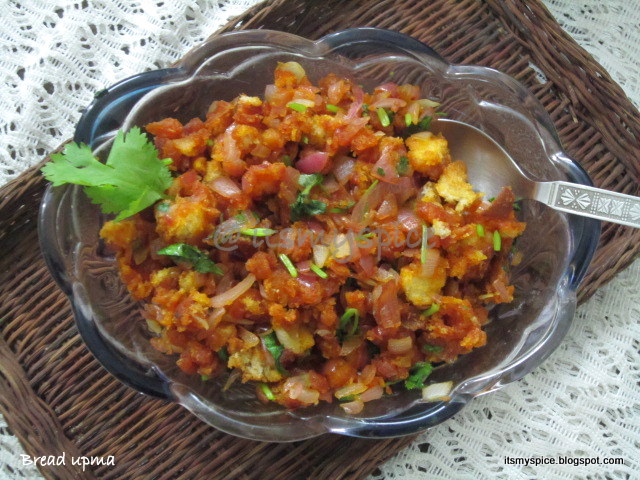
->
[278,61,306,82]
[333,156,355,185]
[417,98,441,108]
[297,151,329,174]
[359,385,384,402]
[291,98,315,108]
[238,327,260,349]
[339,335,362,356]
[210,176,242,198]
[210,274,256,308]
[284,375,320,405]
[312,245,330,267]
[397,208,421,232]
[421,381,453,402]
[332,233,351,259]
[223,369,241,391]
[388,336,413,354]
[335,382,368,399]
[492,278,510,300]
[340,399,364,415]
[145,319,162,334]
[369,97,407,110]
[420,248,441,277]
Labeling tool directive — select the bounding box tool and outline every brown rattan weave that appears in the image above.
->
[1,1,639,478]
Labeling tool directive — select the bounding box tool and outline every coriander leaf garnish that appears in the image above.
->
[41,127,173,221]
[157,243,223,275]
[404,362,433,390]
[263,332,288,375]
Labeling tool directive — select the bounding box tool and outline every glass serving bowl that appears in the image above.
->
[38,28,600,442]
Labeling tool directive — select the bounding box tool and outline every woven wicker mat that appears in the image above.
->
[1,0,639,479]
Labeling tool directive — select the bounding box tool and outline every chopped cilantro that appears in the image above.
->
[403,115,433,137]
[377,167,386,176]
[263,332,288,375]
[291,174,327,221]
[156,243,223,275]
[405,362,433,390]
[281,154,292,166]
[423,344,443,353]
[217,347,229,362]
[396,155,409,176]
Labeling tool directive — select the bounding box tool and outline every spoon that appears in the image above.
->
[431,119,640,228]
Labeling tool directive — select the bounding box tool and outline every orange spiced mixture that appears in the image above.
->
[98,62,525,413]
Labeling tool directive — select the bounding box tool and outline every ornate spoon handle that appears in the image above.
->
[534,181,640,228]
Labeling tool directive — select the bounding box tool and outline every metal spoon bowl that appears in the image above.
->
[432,119,640,229]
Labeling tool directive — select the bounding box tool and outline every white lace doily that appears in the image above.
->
[1,1,638,479]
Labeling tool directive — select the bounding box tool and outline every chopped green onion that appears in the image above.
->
[478,293,496,300]
[287,102,307,112]
[326,104,340,113]
[435,111,447,116]
[488,196,496,202]
[405,113,413,126]
[279,253,298,277]
[420,224,429,264]
[514,201,521,211]
[360,232,375,239]
[302,135,309,144]
[235,212,247,222]
[310,263,328,279]
[423,303,440,316]
[423,344,443,353]
[364,179,379,195]
[396,156,409,176]
[339,308,360,338]
[281,154,292,166]
[404,362,433,390]
[376,167,386,176]
[206,139,214,147]
[200,375,210,381]
[259,383,275,401]
[338,394,358,402]
[362,103,369,114]
[328,201,355,213]
[240,228,277,237]
[476,224,485,237]
[377,108,391,127]
[493,230,502,252]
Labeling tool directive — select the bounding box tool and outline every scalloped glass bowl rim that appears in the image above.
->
[38,28,599,441]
